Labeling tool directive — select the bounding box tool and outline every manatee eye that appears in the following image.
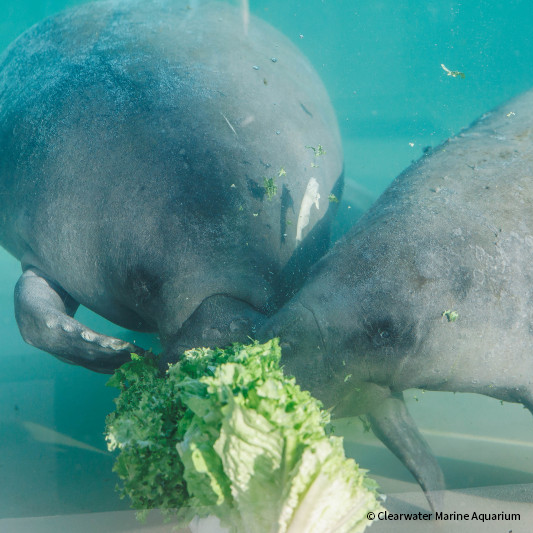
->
[372,328,390,347]
[362,315,417,352]
[362,317,395,348]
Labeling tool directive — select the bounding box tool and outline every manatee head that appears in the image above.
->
[258,197,493,415]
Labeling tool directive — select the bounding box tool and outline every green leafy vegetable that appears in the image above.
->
[263,176,278,200]
[105,339,383,532]
[442,309,459,322]
[305,144,326,156]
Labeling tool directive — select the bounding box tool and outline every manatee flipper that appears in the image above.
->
[14,268,144,373]
[367,392,444,512]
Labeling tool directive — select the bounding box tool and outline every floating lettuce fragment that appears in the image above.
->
[105,339,383,532]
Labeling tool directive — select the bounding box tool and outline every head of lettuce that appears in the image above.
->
[105,338,383,532]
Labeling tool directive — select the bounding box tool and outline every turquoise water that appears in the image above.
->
[1,0,533,529]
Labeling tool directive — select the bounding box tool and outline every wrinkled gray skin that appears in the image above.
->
[0,0,343,373]
[260,89,533,510]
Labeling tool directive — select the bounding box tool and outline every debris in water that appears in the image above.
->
[441,63,465,79]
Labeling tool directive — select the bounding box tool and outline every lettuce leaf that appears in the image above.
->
[105,339,382,531]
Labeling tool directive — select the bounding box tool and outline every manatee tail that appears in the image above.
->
[367,392,445,512]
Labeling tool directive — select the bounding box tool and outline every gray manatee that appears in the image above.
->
[0,0,343,373]
[260,89,533,508]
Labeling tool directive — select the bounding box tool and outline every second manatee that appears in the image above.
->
[260,89,533,509]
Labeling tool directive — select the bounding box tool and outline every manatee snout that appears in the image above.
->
[259,301,321,351]
[259,277,447,511]
[257,299,333,394]
[159,294,266,368]
[260,276,428,401]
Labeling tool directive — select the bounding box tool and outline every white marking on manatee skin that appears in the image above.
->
[240,115,255,127]
[220,112,237,136]
[296,177,320,242]
[241,0,250,36]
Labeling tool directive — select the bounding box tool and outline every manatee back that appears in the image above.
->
[0,0,343,324]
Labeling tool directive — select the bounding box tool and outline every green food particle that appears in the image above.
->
[263,176,278,200]
[105,340,383,531]
[344,374,352,383]
[306,144,326,156]
[278,167,286,177]
[328,193,339,203]
[442,309,459,322]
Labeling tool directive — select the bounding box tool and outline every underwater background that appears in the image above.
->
[1,0,533,528]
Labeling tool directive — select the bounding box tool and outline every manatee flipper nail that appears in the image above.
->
[14,268,144,373]
[367,392,444,512]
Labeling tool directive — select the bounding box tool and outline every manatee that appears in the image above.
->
[259,89,533,508]
[0,0,343,373]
